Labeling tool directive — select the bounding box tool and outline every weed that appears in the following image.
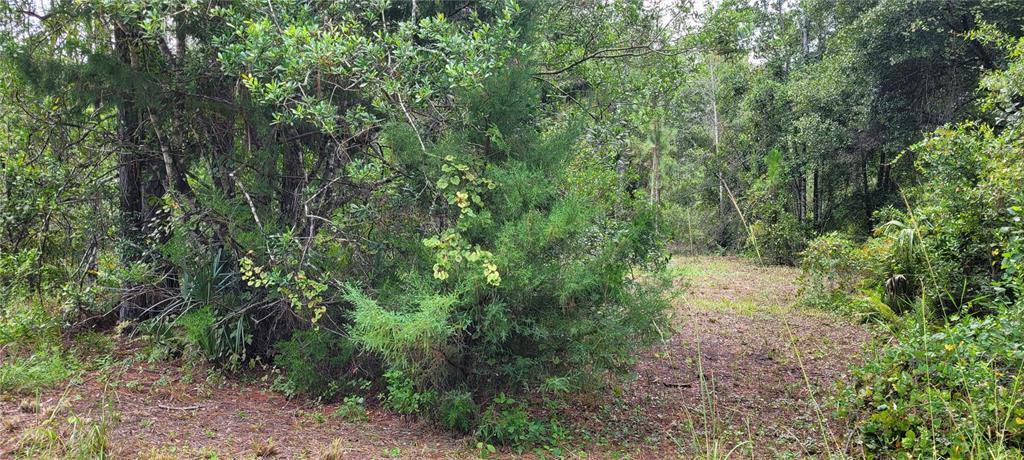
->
[296,409,326,424]
[252,437,278,458]
[474,393,565,452]
[15,409,111,459]
[476,441,497,458]
[332,395,368,422]
[438,390,478,433]
[383,369,436,415]
[19,398,40,414]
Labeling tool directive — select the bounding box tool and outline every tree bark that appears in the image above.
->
[280,129,305,228]
[861,150,871,227]
[812,167,821,229]
[115,25,147,322]
[877,150,890,195]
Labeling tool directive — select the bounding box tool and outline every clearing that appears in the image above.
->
[0,256,871,458]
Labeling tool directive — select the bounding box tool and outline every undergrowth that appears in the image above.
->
[800,34,1024,458]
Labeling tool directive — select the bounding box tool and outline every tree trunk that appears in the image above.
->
[796,172,806,222]
[115,25,148,322]
[861,150,871,228]
[148,110,193,198]
[877,150,889,195]
[280,130,305,228]
[650,118,660,205]
[812,167,821,229]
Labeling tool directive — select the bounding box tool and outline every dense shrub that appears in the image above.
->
[334,65,670,404]
[842,306,1024,458]
[382,369,437,415]
[799,232,898,318]
[273,329,356,400]
[746,179,808,265]
[437,390,479,433]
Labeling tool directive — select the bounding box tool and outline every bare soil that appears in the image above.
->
[0,256,871,459]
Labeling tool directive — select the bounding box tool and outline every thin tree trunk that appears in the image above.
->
[115,25,147,322]
[280,130,305,228]
[148,110,192,198]
[812,167,820,229]
[796,172,806,222]
[877,150,889,195]
[708,56,724,221]
[650,117,660,205]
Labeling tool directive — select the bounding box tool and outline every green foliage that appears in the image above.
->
[0,302,60,354]
[438,390,479,433]
[332,396,369,423]
[746,180,807,265]
[474,393,566,452]
[175,307,219,360]
[346,285,459,379]
[138,305,253,367]
[798,233,887,314]
[382,369,437,416]
[0,5,672,447]
[14,411,111,459]
[273,329,356,400]
[0,346,79,394]
[0,300,81,394]
[842,307,1024,458]
[830,34,1024,459]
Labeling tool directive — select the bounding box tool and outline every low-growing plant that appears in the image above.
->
[0,302,61,355]
[841,305,1024,458]
[0,347,79,394]
[14,399,113,459]
[474,393,566,452]
[332,396,369,422]
[383,369,437,415]
[437,390,479,433]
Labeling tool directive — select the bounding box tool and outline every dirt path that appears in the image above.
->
[0,256,870,459]
[571,256,872,458]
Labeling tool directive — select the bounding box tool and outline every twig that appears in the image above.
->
[158,404,203,411]
[232,173,264,234]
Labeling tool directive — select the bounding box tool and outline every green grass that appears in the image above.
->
[0,347,80,394]
[12,389,114,459]
[667,258,734,280]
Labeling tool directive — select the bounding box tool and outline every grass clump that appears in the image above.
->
[0,348,79,394]
[0,302,81,394]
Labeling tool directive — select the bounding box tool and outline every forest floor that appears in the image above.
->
[562,256,873,458]
[0,256,872,459]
